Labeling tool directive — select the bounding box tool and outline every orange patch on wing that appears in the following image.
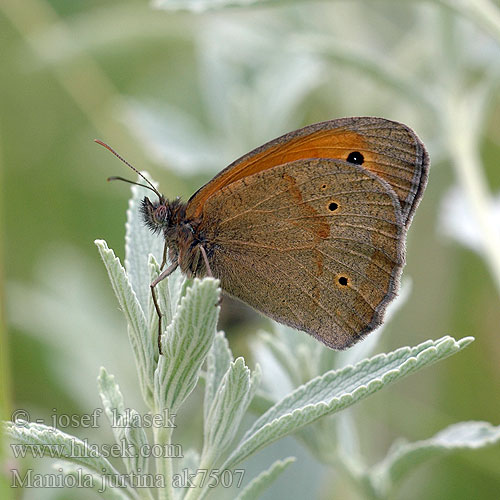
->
[282,173,330,240]
[187,128,369,218]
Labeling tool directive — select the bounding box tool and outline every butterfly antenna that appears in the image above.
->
[106,175,161,196]
[94,139,163,199]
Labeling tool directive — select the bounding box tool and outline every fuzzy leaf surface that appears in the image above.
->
[222,336,473,469]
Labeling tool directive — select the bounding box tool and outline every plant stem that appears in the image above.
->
[182,456,211,500]
[154,426,175,500]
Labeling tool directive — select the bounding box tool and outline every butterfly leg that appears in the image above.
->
[160,241,168,269]
[198,245,213,278]
[151,260,179,355]
[198,245,223,306]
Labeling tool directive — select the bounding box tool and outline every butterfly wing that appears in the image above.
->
[186,117,429,227]
[198,158,405,349]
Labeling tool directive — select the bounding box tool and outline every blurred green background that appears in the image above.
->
[1,0,500,499]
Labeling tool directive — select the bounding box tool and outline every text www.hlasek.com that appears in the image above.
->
[11,438,183,459]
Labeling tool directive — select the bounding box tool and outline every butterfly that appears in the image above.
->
[97,116,429,353]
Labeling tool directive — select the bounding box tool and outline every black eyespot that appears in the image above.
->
[328,202,339,212]
[338,276,348,286]
[347,151,364,165]
[321,184,327,190]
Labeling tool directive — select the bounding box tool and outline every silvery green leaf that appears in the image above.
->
[98,367,125,424]
[154,278,220,414]
[335,279,413,369]
[222,336,474,469]
[6,248,135,411]
[54,462,133,500]
[147,255,169,351]
[296,412,338,465]
[148,254,187,334]
[4,421,119,477]
[284,279,412,385]
[234,457,296,500]
[98,367,131,470]
[167,263,189,315]
[122,410,150,476]
[203,331,233,423]
[98,369,149,476]
[95,240,153,404]
[125,178,164,313]
[370,421,500,497]
[202,358,260,466]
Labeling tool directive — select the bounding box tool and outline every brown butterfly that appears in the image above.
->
[97,117,429,353]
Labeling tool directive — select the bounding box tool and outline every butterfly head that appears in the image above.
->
[141,196,171,235]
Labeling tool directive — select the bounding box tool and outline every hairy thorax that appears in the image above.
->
[142,197,206,277]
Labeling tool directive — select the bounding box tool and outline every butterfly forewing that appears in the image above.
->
[186,117,428,228]
[198,158,404,348]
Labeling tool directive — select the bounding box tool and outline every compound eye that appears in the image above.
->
[155,205,167,222]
